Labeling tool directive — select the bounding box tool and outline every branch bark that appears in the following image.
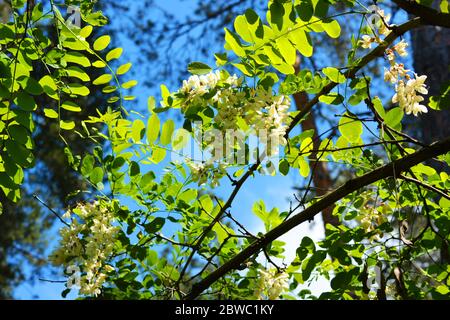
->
[392,0,450,28]
[184,137,450,299]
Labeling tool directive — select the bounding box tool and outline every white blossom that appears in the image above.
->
[49,201,119,297]
[392,75,428,116]
[393,40,408,57]
[376,9,391,36]
[384,63,409,84]
[254,269,289,300]
[359,35,374,49]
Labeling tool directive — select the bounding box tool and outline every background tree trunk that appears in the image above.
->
[293,59,339,228]
[409,3,450,264]
[410,16,450,144]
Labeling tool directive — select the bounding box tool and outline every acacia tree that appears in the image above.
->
[1,0,450,300]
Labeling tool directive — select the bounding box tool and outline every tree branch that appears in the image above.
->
[183,137,450,299]
[392,0,450,28]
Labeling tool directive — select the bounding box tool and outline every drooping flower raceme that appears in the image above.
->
[50,200,119,297]
[179,71,290,140]
[185,158,227,187]
[359,8,428,116]
[254,269,289,300]
[177,71,291,186]
[392,75,428,116]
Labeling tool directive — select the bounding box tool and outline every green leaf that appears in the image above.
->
[81,155,95,177]
[215,53,228,66]
[322,67,346,84]
[373,97,385,117]
[22,77,43,95]
[275,37,296,65]
[296,0,314,22]
[145,217,166,233]
[106,47,123,61]
[151,147,166,164]
[331,271,352,290]
[179,188,198,203]
[148,96,156,113]
[302,250,326,281]
[160,84,171,106]
[131,119,145,143]
[187,62,212,75]
[129,161,140,177]
[436,285,450,295]
[93,74,113,85]
[147,114,160,144]
[103,86,118,94]
[43,108,58,118]
[385,107,403,127]
[298,156,310,177]
[273,62,295,75]
[63,84,90,96]
[268,1,285,32]
[122,80,138,89]
[322,19,341,38]
[297,236,315,260]
[14,92,36,111]
[339,114,363,143]
[39,75,59,100]
[5,140,33,168]
[117,63,132,75]
[93,35,111,51]
[160,120,175,145]
[61,101,82,112]
[66,66,90,82]
[64,51,91,67]
[92,60,106,68]
[234,16,252,43]
[288,28,313,57]
[279,159,290,175]
[60,120,76,130]
[224,28,246,57]
[8,124,29,144]
[172,128,190,151]
[79,25,93,39]
[90,167,104,184]
[319,92,344,105]
[82,11,108,26]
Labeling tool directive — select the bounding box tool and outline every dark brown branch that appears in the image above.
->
[176,159,261,285]
[399,174,450,201]
[392,0,450,28]
[183,137,450,299]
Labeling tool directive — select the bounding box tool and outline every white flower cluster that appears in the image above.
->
[179,71,290,143]
[254,269,289,300]
[179,71,291,186]
[359,9,428,116]
[185,159,227,187]
[391,75,428,116]
[359,8,391,50]
[50,201,119,297]
[358,208,386,241]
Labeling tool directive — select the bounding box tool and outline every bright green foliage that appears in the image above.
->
[0,0,136,202]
